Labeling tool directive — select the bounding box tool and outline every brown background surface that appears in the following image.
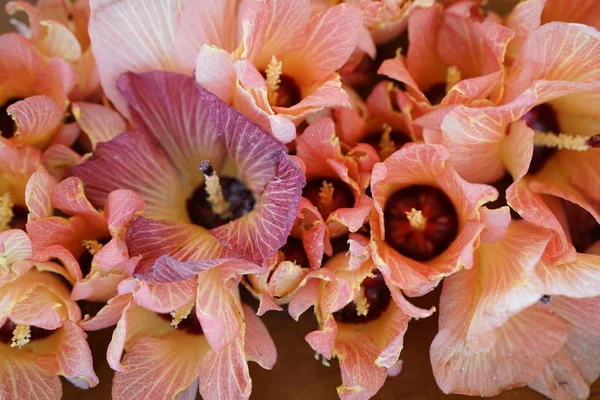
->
[1,0,599,398]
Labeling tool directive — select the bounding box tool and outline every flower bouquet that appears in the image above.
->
[0,0,599,399]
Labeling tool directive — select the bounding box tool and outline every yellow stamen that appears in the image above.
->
[11,324,31,348]
[0,192,14,232]
[406,208,427,231]
[354,286,369,317]
[446,65,462,93]
[170,302,194,328]
[533,131,594,151]
[82,239,103,256]
[200,161,232,220]
[318,181,335,213]
[266,55,283,105]
[379,124,396,160]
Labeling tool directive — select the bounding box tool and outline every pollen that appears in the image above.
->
[318,181,335,214]
[379,125,396,160]
[11,324,31,348]
[170,302,194,328]
[533,131,597,151]
[266,55,283,106]
[446,65,462,93]
[354,286,370,317]
[82,239,104,256]
[0,192,14,232]
[405,208,427,231]
[200,160,232,220]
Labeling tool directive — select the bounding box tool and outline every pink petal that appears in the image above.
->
[79,293,130,331]
[88,0,185,115]
[72,102,127,149]
[198,339,251,400]
[36,20,82,61]
[105,189,144,239]
[72,131,188,221]
[41,144,82,180]
[0,229,32,265]
[133,279,196,314]
[113,331,209,400]
[6,96,62,146]
[51,321,98,388]
[195,269,243,352]
[284,4,362,85]
[242,304,277,370]
[194,44,237,104]
[50,177,104,224]
[0,345,60,400]
[174,0,239,71]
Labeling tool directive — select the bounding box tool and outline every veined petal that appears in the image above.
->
[79,293,130,331]
[242,304,276,370]
[0,343,60,400]
[50,177,104,225]
[88,0,185,115]
[72,102,127,149]
[536,253,600,298]
[72,131,188,222]
[194,44,237,105]
[7,96,62,146]
[195,269,243,352]
[25,170,57,222]
[105,189,144,239]
[113,331,209,400]
[198,338,251,400]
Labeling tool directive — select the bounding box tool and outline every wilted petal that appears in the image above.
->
[198,338,251,400]
[242,304,277,370]
[7,96,62,146]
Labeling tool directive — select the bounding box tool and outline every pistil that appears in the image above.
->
[170,302,194,328]
[405,208,427,231]
[200,160,232,220]
[0,192,14,232]
[354,286,370,317]
[266,55,283,106]
[82,239,104,256]
[379,125,397,160]
[533,131,600,151]
[445,65,461,93]
[318,181,335,214]
[11,324,31,348]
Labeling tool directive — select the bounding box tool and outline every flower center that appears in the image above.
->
[78,236,111,277]
[333,269,391,324]
[265,56,301,108]
[422,66,461,105]
[384,185,458,261]
[0,98,21,139]
[0,319,53,348]
[186,161,255,229]
[303,178,354,220]
[522,104,599,174]
[158,305,204,336]
[280,237,309,268]
[364,125,408,160]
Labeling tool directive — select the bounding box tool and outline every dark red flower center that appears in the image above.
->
[187,162,255,229]
[384,185,458,261]
[303,178,354,220]
[521,104,560,175]
[158,307,204,336]
[0,98,22,139]
[333,269,391,324]
[9,205,28,230]
[272,74,301,108]
[280,237,309,269]
[78,236,112,277]
[424,83,447,106]
[0,319,53,344]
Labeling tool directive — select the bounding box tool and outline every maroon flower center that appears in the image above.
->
[423,83,447,106]
[158,308,204,336]
[9,205,28,230]
[384,185,458,261]
[521,104,560,174]
[280,237,309,269]
[78,236,112,277]
[0,98,22,139]
[0,319,53,344]
[187,163,255,229]
[271,74,301,108]
[333,270,391,324]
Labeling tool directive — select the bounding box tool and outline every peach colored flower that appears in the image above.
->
[6,0,101,102]
[285,234,434,400]
[25,170,143,300]
[290,117,376,268]
[0,231,98,399]
[195,0,363,142]
[370,143,497,295]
